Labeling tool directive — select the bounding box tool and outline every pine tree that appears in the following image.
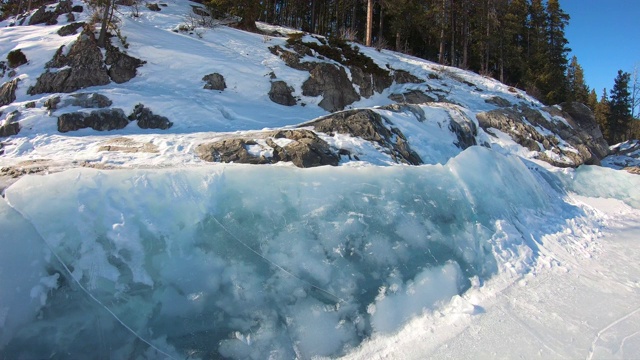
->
[566,56,589,104]
[595,88,611,142]
[586,88,598,112]
[542,0,570,104]
[608,70,632,143]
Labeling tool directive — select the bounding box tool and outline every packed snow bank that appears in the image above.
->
[559,165,640,208]
[0,146,597,358]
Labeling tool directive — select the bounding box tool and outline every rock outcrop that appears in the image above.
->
[29,28,144,94]
[196,129,339,168]
[28,28,110,95]
[477,103,609,167]
[203,73,226,91]
[302,63,360,112]
[302,108,423,165]
[57,108,130,133]
[268,81,296,106]
[0,79,19,107]
[128,104,172,129]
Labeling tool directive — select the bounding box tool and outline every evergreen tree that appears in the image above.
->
[566,55,589,104]
[595,88,611,142]
[608,70,632,143]
[586,88,598,112]
[541,0,570,104]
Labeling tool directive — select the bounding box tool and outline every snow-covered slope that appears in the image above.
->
[0,1,638,359]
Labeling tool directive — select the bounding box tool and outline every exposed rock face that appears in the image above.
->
[303,108,422,165]
[484,96,512,107]
[268,45,315,72]
[128,104,173,129]
[393,70,423,84]
[350,66,392,98]
[28,28,110,95]
[0,79,19,106]
[268,81,296,106]
[477,103,609,167]
[105,44,146,84]
[559,102,610,160]
[388,90,435,104]
[196,129,339,168]
[203,73,226,91]
[477,107,556,154]
[29,0,72,25]
[57,108,130,133]
[302,63,360,112]
[58,22,85,37]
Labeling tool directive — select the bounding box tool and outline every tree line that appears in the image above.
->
[208,0,574,105]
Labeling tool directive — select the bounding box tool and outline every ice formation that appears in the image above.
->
[0,146,618,359]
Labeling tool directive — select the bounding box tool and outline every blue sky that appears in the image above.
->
[563,0,639,99]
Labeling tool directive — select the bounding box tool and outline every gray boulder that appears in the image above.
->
[203,73,226,91]
[57,108,130,133]
[0,110,20,137]
[128,104,172,130]
[105,44,145,84]
[0,122,20,137]
[28,28,110,95]
[0,79,19,107]
[198,138,271,165]
[268,129,339,167]
[302,63,360,112]
[268,81,296,106]
[67,93,112,108]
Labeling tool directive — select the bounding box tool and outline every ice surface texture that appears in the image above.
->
[0,147,592,359]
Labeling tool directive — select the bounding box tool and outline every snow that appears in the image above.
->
[0,1,639,359]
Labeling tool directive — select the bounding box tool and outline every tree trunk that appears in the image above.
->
[378,2,384,46]
[365,0,373,46]
[97,0,112,48]
[450,0,455,66]
[438,0,446,64]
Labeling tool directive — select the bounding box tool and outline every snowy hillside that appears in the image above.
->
[1,1,639,359]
